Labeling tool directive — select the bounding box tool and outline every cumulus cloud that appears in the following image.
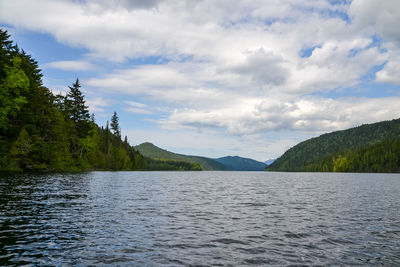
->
[349,0,400,84]
[376,60,400,85]
[1,0,399,158]
[87,63,196,92]
[158,96,400,135]
[85,0,164,11]
[86,97,113,113]
[44,60,97,71]
[349,0,400,44]
[228,48,289,87]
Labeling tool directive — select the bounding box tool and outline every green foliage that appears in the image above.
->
[9,128,31,171]
[0,56,29,131]
[0,28,161,173]
[146,158,202,171]
[267,119,400,173]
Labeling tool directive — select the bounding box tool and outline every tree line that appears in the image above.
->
[302,139,400,173]
[0,29,200,172]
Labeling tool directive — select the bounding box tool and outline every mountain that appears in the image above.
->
[266,118,400,172]
[215,156,267,171]
[135,142,226,170]
[264,159,275,165]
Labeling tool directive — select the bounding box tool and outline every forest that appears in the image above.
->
[266,119,400,173]
[303,139,400,173]
[0,29,200,172]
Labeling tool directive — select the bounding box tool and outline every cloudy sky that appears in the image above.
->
[1,0,400,161]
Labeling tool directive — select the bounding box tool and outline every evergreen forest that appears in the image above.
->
[266,119,400,173]
[0,29,200,172]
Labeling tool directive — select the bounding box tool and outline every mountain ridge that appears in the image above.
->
[214,156,266,171]
[266,118,400,172]
[135,142,267,171]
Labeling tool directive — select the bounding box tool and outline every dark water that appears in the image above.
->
[1,172,400,266]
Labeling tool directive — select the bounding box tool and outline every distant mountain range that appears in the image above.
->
[266,118,400,172]
[135,142,266,171]
[215,156,266,171]
[135,142,226,170]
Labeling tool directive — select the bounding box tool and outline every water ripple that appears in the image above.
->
[1,171,400,266]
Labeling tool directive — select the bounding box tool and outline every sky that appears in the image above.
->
[1,0,400,162]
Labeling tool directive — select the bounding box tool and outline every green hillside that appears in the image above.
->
[304,138,400,172]
[135,142,226,170]
[266,118,400,172]
[215,156,266,171]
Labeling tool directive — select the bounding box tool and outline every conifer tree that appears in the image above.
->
[66,79,90,123]
[110,111,121,138]
[66,78,90,137]
[104,120,110,154]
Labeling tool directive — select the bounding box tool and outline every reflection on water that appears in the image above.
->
[1,171,400,265]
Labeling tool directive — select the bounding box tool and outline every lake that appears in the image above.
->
[1,171,399,266]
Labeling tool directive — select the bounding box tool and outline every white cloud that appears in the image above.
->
[349,0,400,84]
[124,101,147,108]
[158,96,400,135]
[44,60,97,71]
[227,48,289,87]
[124,101,153,114]
[125,107,153,114]
[349,0,400,44]
[1,0,400,158]
[85,0,165,11]
[86,97,113,113]
[87,63,196,92]
[376,60,400,85]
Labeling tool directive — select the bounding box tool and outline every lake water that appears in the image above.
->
[1,171,400,266]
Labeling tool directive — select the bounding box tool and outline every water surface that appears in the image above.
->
[1,171,399,266]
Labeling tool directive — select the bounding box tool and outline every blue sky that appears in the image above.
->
[1,0,400,161]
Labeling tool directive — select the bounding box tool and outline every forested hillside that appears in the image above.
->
[135,142,226,170]
[0,29,149,172]
[266,119,400,172]
[304,139,400,172]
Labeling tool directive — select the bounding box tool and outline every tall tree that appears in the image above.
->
[66,78,90,124]
[65,78,90,137]
[110,111,121,138]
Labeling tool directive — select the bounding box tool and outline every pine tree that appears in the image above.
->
[104,120,110,154]
[66,78,90,124]
[110,111,121,138]
[66,78,90,138]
